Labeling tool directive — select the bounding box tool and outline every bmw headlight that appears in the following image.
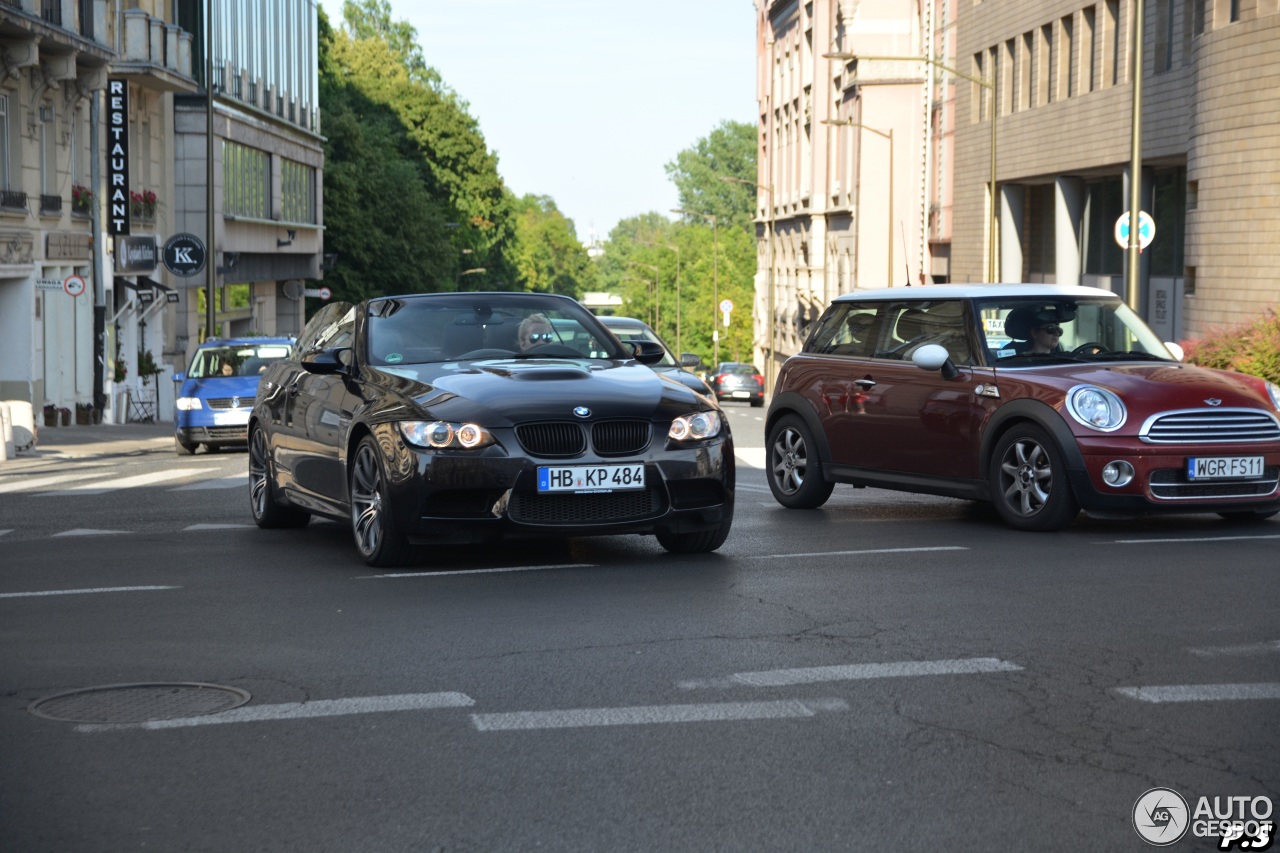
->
[1267,382,1280,412]
[176,397,203,411]
[669,410,721,441]
[398,420,494,449]
[1065,385,1126,431]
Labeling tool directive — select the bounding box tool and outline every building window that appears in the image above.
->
[40,104,56,196]
[223,140,269,219]
[1193,0,1206,36]
[1106,0,1121,85]
[1083,177,1124,276]
[0,95,9,190]
[1151,168,1186,278]
[1230,0,1240,22]
[281,158,315,223]
[1026,185,1056,279]
[1082,7,1098,91]
[1061,14,1076,99]
[1156,0,1175,72]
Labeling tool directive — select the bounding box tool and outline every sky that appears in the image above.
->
[323,0,758,243]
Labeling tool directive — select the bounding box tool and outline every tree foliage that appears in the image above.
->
[664,120,759,232]
[509,194,596,298]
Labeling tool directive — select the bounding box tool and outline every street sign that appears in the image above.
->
[1114,211,1155,252]
[35,279,63,291]
[719,299,734,313]
[63,274,87,298]
[163,232,207,277]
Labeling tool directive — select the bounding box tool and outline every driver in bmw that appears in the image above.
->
[517,313,554,351]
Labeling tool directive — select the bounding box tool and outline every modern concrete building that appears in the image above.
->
[0,0,323,426]
[752,0,1280,382]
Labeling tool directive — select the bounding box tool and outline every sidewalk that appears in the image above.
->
[1,420,174,471]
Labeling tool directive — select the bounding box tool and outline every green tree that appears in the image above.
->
[509,194,596,297]
[664,120,759,232]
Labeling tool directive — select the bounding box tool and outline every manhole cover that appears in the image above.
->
[29,682,251,724]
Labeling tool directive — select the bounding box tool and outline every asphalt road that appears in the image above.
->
[1,405,1277,852]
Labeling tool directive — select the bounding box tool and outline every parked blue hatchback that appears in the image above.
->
[172,336,293,455]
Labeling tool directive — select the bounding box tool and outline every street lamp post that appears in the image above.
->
[820,120,893,289]
[636,241,681,356]
[670,209,718,366]
[718,176,776,393]
[824,52,998,282]
[624,260,661,327]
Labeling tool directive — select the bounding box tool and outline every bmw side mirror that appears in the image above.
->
[912,344,959,380]
[301,347,350,375]
[630,340,665,365]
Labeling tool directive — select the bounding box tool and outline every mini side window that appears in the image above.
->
[804,304,883,358]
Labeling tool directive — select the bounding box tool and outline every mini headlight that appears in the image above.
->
[176,397,203,411]
[398,420,493,450]
[1065,385,1126,431]
[1267,381,1280,412]
[669,410,721,441]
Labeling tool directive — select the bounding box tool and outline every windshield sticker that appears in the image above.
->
[385,353,404,364]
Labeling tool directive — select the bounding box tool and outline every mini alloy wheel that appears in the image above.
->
[990,424,1079,531]
[766,415,834,509]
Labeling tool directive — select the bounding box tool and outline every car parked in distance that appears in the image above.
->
[249,292,735,566]
[710,362,765,407]
[173,336,293,454]
[767,283,1280,531]
[596,315,714,397]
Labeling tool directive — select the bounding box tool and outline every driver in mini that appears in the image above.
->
[1002,304,1075,355]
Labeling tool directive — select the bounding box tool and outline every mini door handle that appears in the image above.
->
[853,379,877,389]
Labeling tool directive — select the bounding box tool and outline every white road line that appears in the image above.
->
[172,476,248,491]
[1112,534,1280,544]
[364,563,597,579]
[52,528,127,537]
[38,468,208,496]
[1188,640,1280,657]
[76,692,476,733]
[0,472,113,494]
[735,448,766,469]
[471,698,849,732]
[0,585,179,599]
[749,546,968,559]
[678,657,1023,689]
[184,523,255,531]
[0,529,11,538]
[1114,684,1280,703]
[734,483,773,494]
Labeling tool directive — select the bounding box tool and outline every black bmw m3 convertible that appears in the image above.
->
[248,292,735,566]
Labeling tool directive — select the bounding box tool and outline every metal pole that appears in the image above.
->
[205,0,216,340]
[674,247,681,357]
[711,217,719,367]
[989,62,998,282]
[887,127,894,287]
[1126,0,1145,311]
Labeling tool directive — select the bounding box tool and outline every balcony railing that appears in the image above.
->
[40,194,63,215]
[0,190,28,210]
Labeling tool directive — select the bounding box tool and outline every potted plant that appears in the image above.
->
[130,189,158,220]
[138,349,160,384]
[72,184,96,214]
[43,403,58,427]
[75,402,99,425]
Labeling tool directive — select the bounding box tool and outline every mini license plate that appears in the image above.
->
[1187,455,1264,480]
[537,464,645,493]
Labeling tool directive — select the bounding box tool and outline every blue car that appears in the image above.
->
[172,336,293,454]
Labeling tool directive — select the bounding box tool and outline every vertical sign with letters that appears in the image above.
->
[106,78,130,236]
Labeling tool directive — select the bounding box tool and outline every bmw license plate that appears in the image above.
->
[537,464,645,493]
[1187,456,1264,480]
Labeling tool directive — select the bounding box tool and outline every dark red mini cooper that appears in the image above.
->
[767,284,1280,531]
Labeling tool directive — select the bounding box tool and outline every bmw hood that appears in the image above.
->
[373,358,707,424]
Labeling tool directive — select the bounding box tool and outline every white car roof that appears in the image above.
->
[832,283,1122,303]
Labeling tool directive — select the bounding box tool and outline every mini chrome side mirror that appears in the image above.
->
[1164,341,1185,362]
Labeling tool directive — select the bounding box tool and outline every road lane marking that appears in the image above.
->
[363,563,597,579]
[0,585,179,599]
[471,698,849,732]
[735,448,766,469]
[52,528,127,537]
[678,657,1023,689]
[0,529,10,538]
[0,472,113,494]
[1188,640,1280,657]
[1114,683,1280,703]
[184,523,255,531]
[749,546,968,559]
[76,692,476,732]
[38,468,208,495]
[172,476,248,491]
[1111,534,1280,544]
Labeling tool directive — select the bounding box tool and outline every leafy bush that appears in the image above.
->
[1180,307,1280,383]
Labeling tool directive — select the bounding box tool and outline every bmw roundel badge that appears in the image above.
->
[573,406,591,418]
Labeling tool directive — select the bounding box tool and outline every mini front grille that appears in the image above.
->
[509,486,665,525]
[206,397,248,410]
[1149,466,1280,500]
[1141,409,1280,444]
[591,420,651,456]
[515,422,586,458]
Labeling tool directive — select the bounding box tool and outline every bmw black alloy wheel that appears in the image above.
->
[248,426,309,529]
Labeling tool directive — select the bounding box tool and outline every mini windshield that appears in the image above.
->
[367,295,630,365]
[975,296,1175,365]
[187,344,292,378]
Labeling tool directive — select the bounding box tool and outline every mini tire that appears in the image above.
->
[248,425,310,529]
[656,517,733,554]
[989,423,1079,531]
[349,436,413,568]
[766,414,834,509]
